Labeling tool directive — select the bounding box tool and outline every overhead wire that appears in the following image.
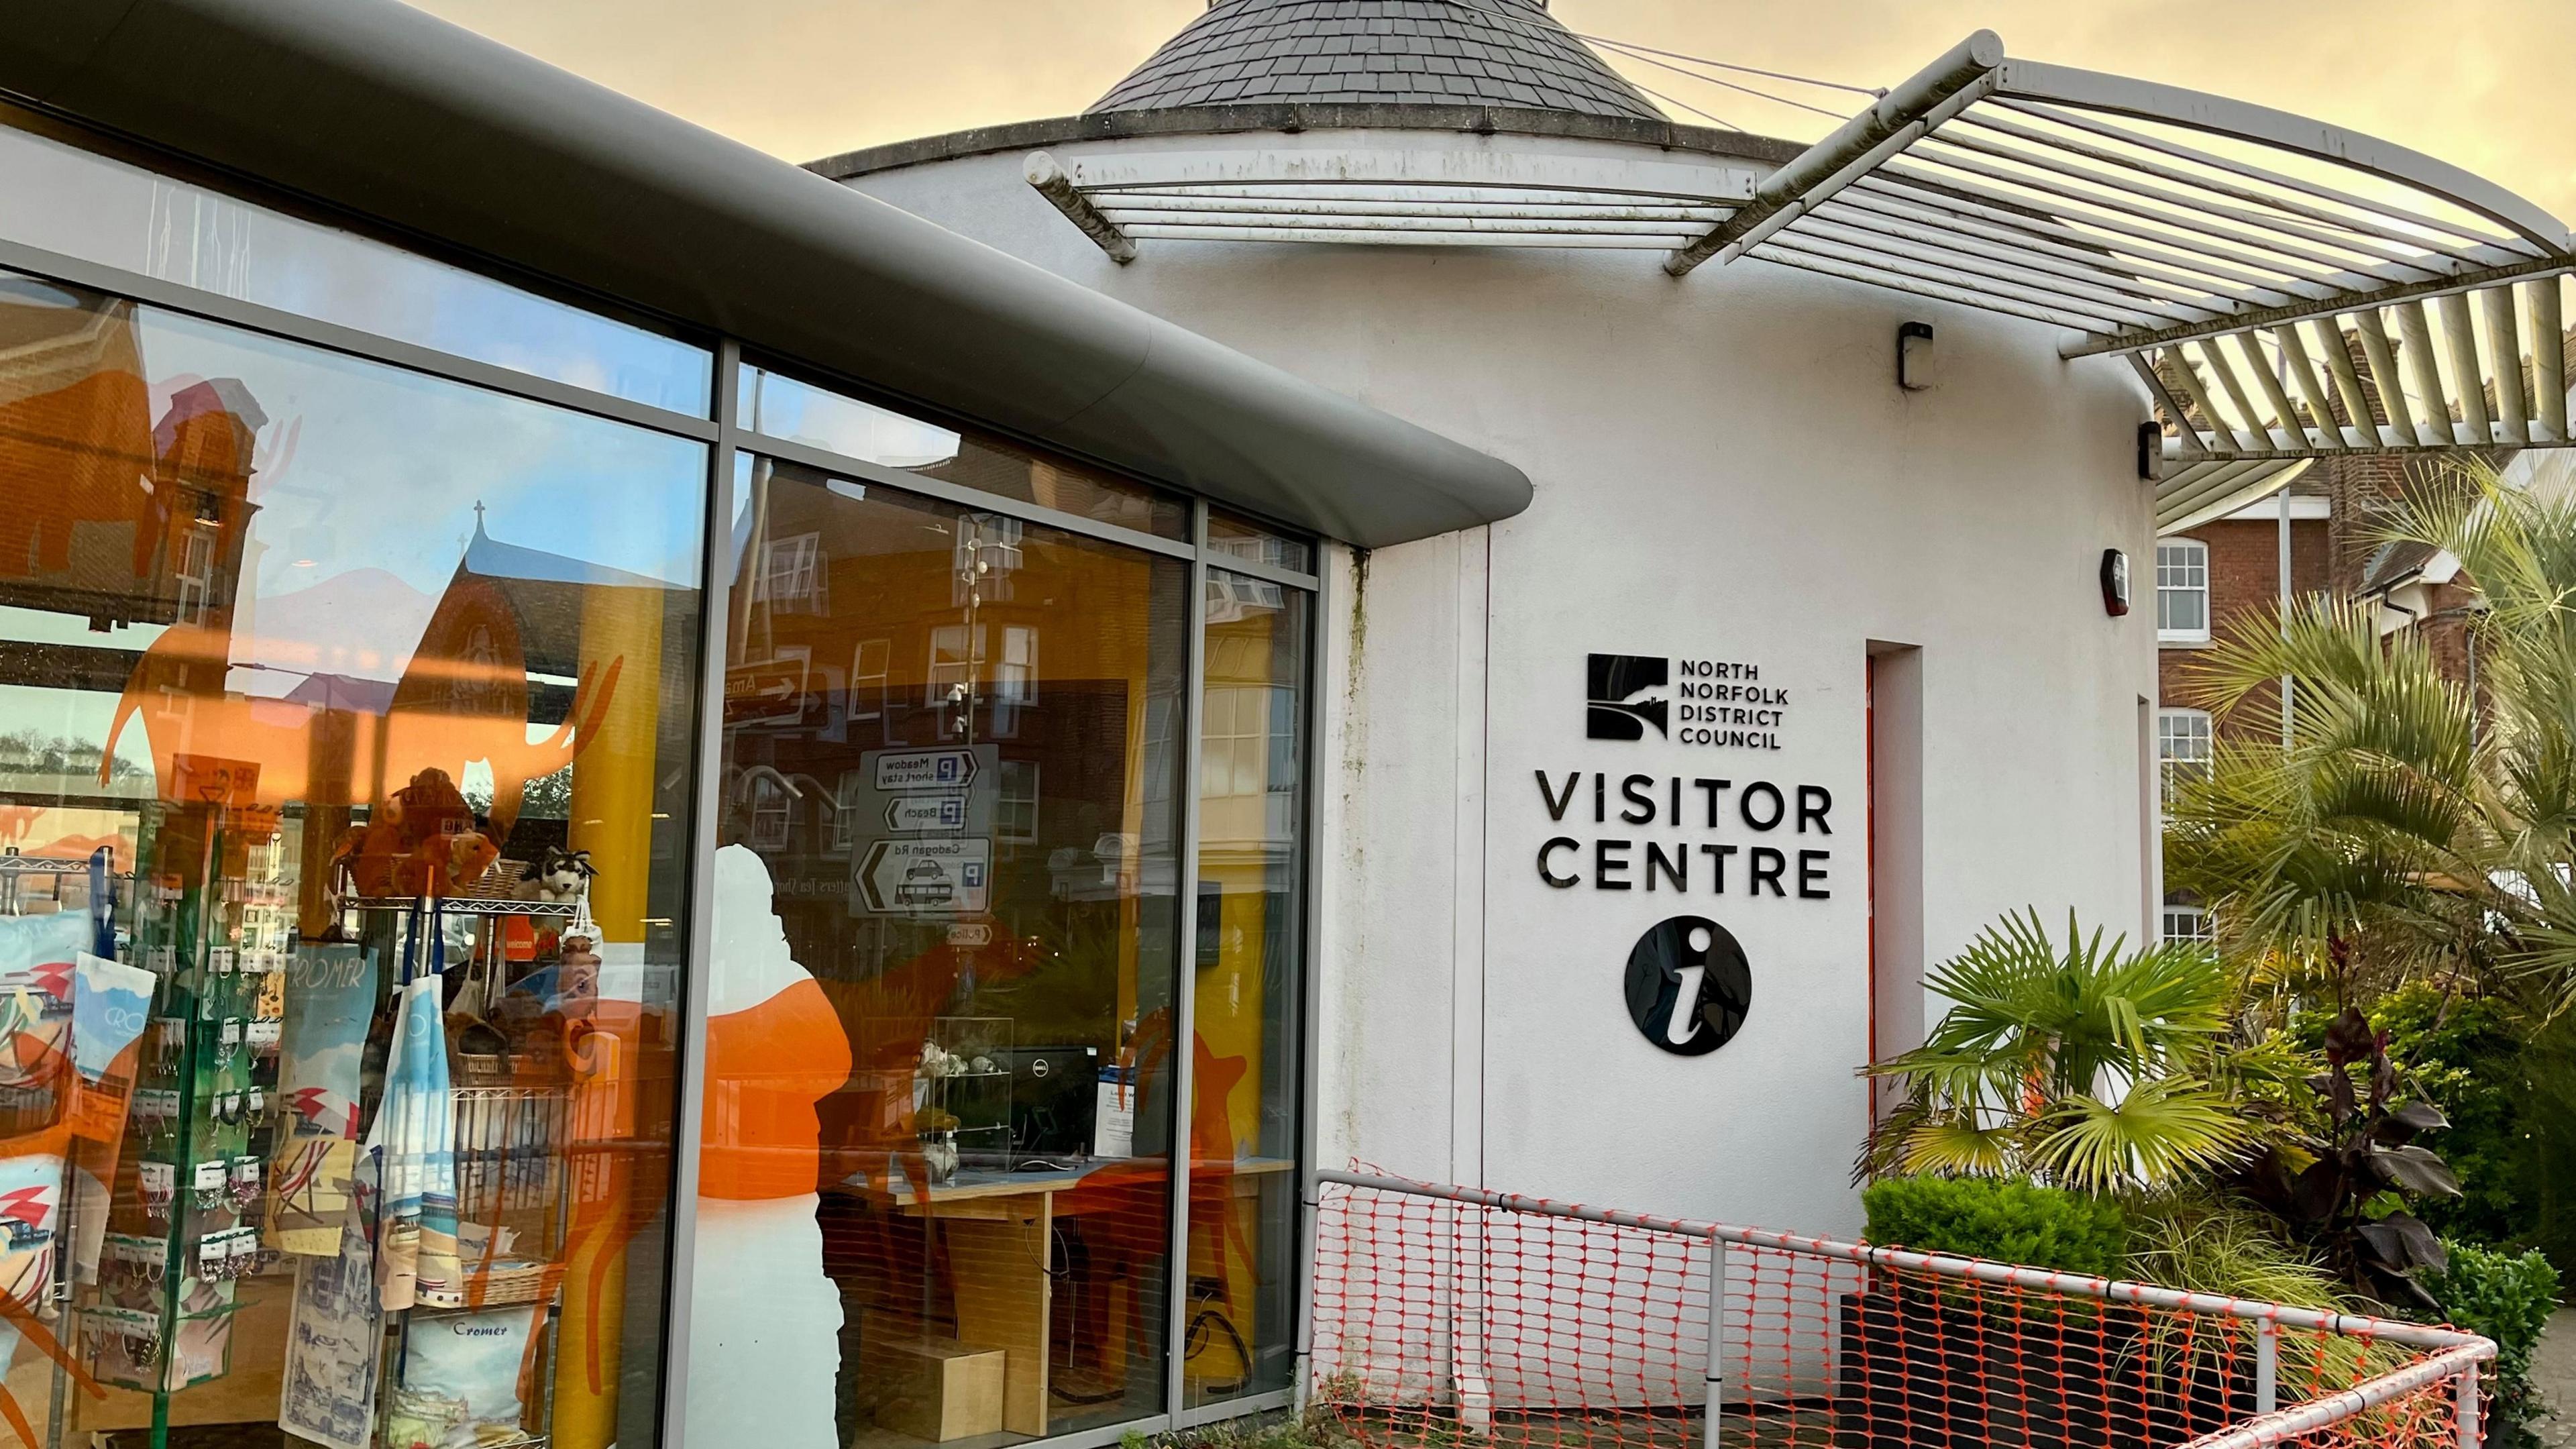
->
[1561,34,1885,99]
[1621,79,1739,131]
[1582,36,1859,122]
[1631,86,1738,131]
[1428,0,1863,138]
[1432,0,1741,129]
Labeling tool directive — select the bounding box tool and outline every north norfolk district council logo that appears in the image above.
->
[1623,915,1752,1057]
[1587,653,1668,741]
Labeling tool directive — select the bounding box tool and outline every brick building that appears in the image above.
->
[2153,484,2330,940]
[2155,328,2576,939]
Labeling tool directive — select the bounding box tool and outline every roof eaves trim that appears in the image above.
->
[0,0,1532,548]
[810,103,1804,182]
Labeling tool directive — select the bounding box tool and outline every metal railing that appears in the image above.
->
[1300,1169,2493,1449]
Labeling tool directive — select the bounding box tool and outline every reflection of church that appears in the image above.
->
[96,508,694,934]
[0,268,689,926]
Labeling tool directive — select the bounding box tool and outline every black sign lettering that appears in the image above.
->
[1748,846,1786,896]
[1538,837,1580,888]
[1620,773,1656,824]
[1536,770,1579,822]
[1596,839,1633,890]
[1797,849,1831,900]
[1741,781,1785,831]
[1797,784,1833,835]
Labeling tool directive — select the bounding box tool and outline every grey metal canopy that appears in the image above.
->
[0,0,1532,550]
[1672,31,2575,502]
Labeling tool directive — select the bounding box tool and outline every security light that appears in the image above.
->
[1896,322,1935,391]
[2101,549,2131,616]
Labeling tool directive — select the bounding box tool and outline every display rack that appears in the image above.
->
[32,812,587,1449]
[0,849,99,916]
[64,814,275,1439]
[895,1016,1013,1186]
[348,897,580,920]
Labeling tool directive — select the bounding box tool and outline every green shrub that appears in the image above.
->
[1861,1175,2127,1277]
[2365,985,2530,1245]
[2288,983,2576,1287]
[2424,1239,2561,1436]
[2523,1013,2576,1286]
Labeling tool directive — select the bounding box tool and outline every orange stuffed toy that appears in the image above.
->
[330,767,500,899]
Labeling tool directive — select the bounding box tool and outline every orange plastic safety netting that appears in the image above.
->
[1307,1175,2483,1449]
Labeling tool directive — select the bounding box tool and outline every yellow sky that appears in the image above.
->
[407,0,2574,223]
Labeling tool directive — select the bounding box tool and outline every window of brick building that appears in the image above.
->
[2162,898,2213,943]
[2157,538,2210,643]
[2159,708,2213,800]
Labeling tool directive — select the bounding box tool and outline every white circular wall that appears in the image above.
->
[841,123,2160,1241]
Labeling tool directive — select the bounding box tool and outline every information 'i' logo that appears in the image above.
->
[1587,653,1669,741]
[1623,914,1752,1056]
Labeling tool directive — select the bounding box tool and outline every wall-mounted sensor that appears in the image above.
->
[1897,321,1935,391]
[2137,421,2165,481]
[2101,548,2131,616]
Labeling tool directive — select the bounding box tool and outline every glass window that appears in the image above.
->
[831,770,867,855]
[0,268,705,1448]
[759,531,828,614]
[1206,510,1315,576]
[2159,708,2214,800]
[694,454,1189,1445]
[0,109,714,416]
[738,363,963,468]
[2161,898,2212,943]
[999,760,1041,845]
[2157,538,2210,643]
[1184,571,1309,1407]
[739,363,1191,540]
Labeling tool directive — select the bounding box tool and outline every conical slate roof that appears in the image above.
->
[1090,0,1663,121]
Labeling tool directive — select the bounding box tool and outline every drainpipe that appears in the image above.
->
[2279,488,2294,748]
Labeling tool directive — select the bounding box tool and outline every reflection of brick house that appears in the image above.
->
[0,280,262,634]
[720,471,1185,973]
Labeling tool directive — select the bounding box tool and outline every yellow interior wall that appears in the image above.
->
[1186,600,1281,1388]
[557,582,664,1449]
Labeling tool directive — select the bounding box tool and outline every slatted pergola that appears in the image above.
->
[1026,31,2575,527]
[1662,32,2575,525]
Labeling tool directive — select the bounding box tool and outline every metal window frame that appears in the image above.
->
[0,233,721,443]
[703,420,1325,1446]
[657,336,740,1449]
[0,181,1326,1449]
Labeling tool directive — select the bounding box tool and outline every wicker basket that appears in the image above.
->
[416,1259,555,1311]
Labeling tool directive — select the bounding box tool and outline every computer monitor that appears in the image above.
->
[1002,1044,1098,1161]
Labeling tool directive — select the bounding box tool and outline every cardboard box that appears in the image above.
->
[865,1335,1007,1443]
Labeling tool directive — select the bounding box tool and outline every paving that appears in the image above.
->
[2536,1308,2576,1448]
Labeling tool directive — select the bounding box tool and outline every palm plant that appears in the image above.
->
[2164,460,2576,1018]
[1861,909,2255,1192]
